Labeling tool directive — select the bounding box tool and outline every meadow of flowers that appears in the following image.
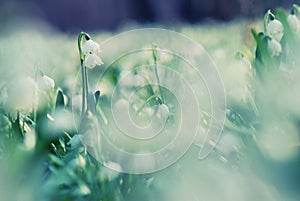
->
[0,4,300,201]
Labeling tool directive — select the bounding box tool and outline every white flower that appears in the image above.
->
[71,94,82,111]
[82,39,100,55]
[6,76,38,113]
[37,75,55,91]
[287,14,300,33]
[267,38,282,56]
[267,19,284,41]
[85,53,104,69]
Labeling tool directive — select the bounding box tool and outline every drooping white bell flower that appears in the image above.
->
[37,74,55,91]
[267,38,282,56]
[82,39,101,55]
[85,53,104,69]
[287,14,300,33]
[267,19,284,41]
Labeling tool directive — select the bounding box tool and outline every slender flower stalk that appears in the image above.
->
[264,10,275,35]
[78,32,103,116]
[152,43,164,103]
[78,32,91,116]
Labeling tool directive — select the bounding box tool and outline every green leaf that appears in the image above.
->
[55,90,65,109]
[94,90,100,105]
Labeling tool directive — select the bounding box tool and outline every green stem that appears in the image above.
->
[33,67,39,125]
[78,32,91,61]
[81,63,86,116]
[152,43,164,103]
[264,10,270,34]
[78,32,91,116]
[84,66,90,111]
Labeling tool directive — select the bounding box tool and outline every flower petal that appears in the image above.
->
[82,39,101,55]
[85,53,103,69]
[287,14,300,33]
[267,19,284,41]
[268,38,282,57]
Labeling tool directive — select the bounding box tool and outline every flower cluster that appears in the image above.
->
[77,32,104,116]
[4,73,55,116]
[264,6,300,57]
[82,39,104,69]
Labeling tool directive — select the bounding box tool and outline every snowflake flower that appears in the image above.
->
[85,52,104,69]
[267,19,284,41]
[82,39,101,56]
[287,14,300,33]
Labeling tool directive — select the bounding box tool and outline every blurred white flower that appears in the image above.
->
[267,38,282,56]
[287,14,300,33]
[267,19,284,41]
[82,39,100,55]
[258,120,299,161]
[71,94,82,112]
[6,76,38,113]
[85,53,103,69]
[37,74,55,91]
[40,109,74,139]
[120,72,145,88]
